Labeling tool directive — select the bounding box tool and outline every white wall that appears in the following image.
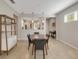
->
[56,2,78,49]
[0,0,18,17]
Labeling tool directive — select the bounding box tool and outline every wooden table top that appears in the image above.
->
[30,34,47,40]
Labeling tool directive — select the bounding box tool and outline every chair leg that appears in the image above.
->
[43,49,45,59]
[47,42,49,49]
[34,49,36,59]
[32,45,33,55]
[45,44,48,55]
[32,44,35,55]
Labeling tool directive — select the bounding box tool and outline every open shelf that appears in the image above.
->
[0,15,17,55]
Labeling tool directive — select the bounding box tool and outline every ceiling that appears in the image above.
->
[4,0,77,17]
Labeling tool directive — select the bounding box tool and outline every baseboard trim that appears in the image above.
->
[58,40,78,50]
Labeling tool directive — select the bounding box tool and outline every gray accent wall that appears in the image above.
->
[56,2,78,49]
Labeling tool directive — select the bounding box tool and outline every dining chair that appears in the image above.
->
[33,39,46,59]
[49,31,56,38]
[27,34,32,50]
[52,31,56,39]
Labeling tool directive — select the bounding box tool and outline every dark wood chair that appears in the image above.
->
[52,31,56,38]
[33,39,46,59]
[27,34,32,50]
[49,31,56,38]
[46,34,50,50]
[46,34,50,43]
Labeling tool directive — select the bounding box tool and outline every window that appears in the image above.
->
[64,11,77,23]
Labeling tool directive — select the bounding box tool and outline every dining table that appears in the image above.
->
[30,34,48,41]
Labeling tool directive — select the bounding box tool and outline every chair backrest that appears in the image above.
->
[33,40,46,50]
[34,32,39,34]
[53,31,56,34]
[27,34,31,43]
